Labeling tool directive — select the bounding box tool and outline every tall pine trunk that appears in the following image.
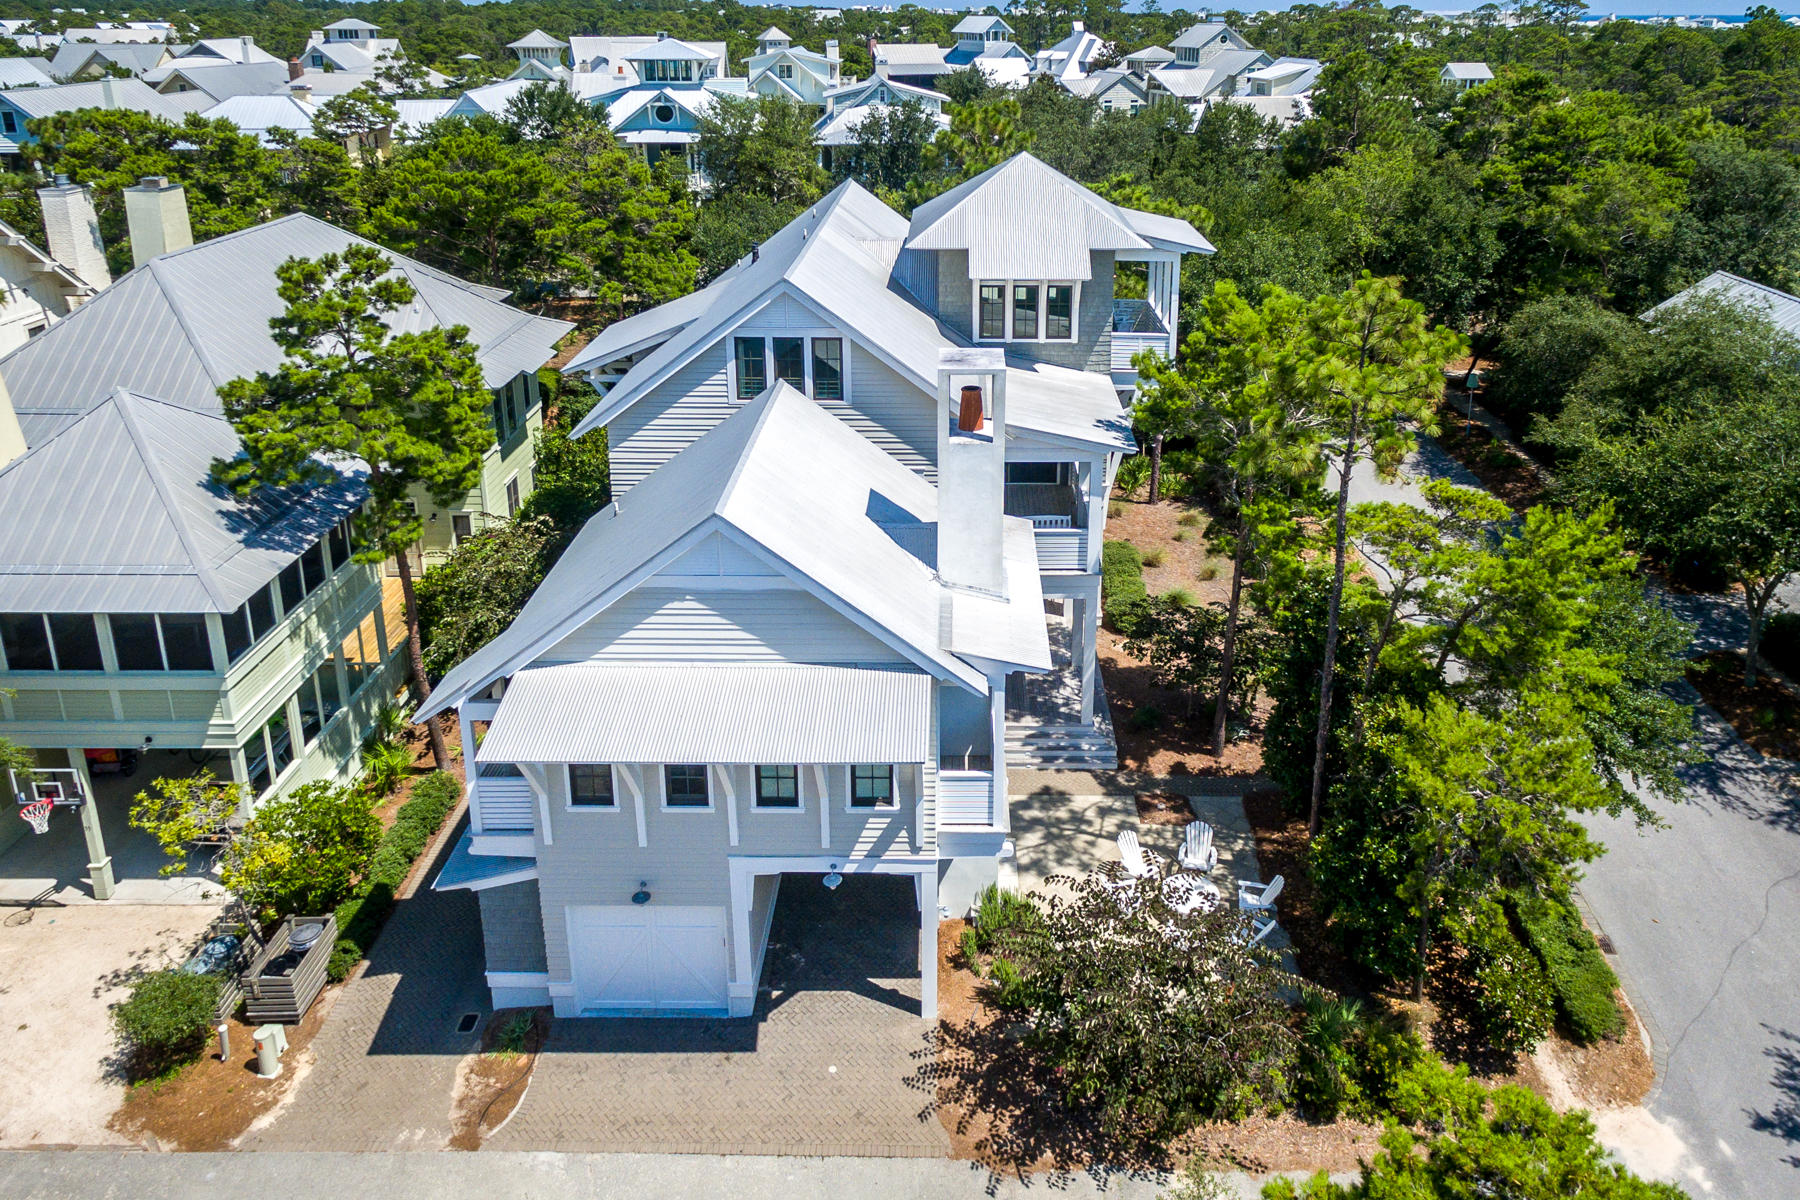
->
[1147,433,1165,503]
[1212,507,1249,756]
[394,548,450,773]
[1309,408,1361,838]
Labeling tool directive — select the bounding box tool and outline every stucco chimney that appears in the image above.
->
[0,372,25,472]
[239,35,253,61]
[36,173,110,289]
[1072,20,1085,32]
[935,348,1009,598]
[826,39,839,61]
[123,175,193,267]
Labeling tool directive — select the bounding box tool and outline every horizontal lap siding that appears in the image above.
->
[542,588,905,666]
[606,344,731,493]
[840,348,935,480]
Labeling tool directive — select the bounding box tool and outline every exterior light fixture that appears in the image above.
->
[631,881,651,905]
[822,865,843,891]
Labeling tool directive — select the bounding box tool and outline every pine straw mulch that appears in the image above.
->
[1242,791,1654,1109]
[1686,650,1800,760]
[449,1007,551,1150]
[928,920,1385,1180]
[1431,409,1547,512]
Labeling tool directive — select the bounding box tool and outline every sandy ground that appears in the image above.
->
[0,902,220,1146]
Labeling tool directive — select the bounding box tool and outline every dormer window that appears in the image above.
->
[732,333,847,402]
[976,280,1077,342]
[776,63,793,79]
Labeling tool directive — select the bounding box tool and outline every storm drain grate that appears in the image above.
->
[456,1012,480,1034]
[1594,934,1616,955]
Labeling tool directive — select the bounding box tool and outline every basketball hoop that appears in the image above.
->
[19,799,52,836]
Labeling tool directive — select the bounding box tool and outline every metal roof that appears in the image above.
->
[757,26,792,41]
[507,29,567,50]
[199,93,316,141]
[146,60,290,102]
[907,153,1151,280]
[420,383,1051,719]
[476,664,934,764]
[179,38,280,65]
[0,216,97,294]
[0,389,366,613]
[432,829,536,893]
[0,58,52,88]
[48,41,169,77]
[1127,45,1175,63]
[0,77,194,123]
[953,16,1013,34]
[815,101,949,147]
[1171,22,1238,49]
[0,213,571,451]
[1442,62,1494,80]
[1643,270,1800,338]
[622,38,718,62]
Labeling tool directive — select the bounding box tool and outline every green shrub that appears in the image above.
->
[958,927,982,973]
[1352,1023,1485,1132]
[1196,562,1220,581]
[1515,896,1622,1043]
[327,937,363,983]
[1160,586,1198,607]
[113,969,222,1078]
[1102,540,1149,634]
[988,955,1028,1009]
[1127,704,1164,732]
[972,884,1040,951]
[221,780,383,923]
[1115,454,1151,500]
[1108,500,1123,518]
[360,738,413,797]
[1171,528,1188,542]
[1761,611,1800,679]
[1297,992,1365,1120]
[1468,918,1555,1055]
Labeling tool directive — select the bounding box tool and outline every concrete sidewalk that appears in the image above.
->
[0,1150,1347,1199]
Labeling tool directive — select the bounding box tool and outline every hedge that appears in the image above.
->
[1101,539,1148,634]
[1761,611,1800,679]
[1515,896,1622,1043]
[330,770,463,980]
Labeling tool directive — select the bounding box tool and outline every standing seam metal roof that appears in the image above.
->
[1642,270,1800,337]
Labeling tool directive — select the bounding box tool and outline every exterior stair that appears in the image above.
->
[1005,721,1118,770]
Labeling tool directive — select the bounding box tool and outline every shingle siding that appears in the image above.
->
[480,880,549,973]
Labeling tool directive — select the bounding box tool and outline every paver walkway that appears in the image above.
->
[490,873,948,1157]
[243,826,490,1151]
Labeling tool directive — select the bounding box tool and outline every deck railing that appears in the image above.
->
[1111,331,1173,373]
[938,769,997,826]
[1033,527,1088,572]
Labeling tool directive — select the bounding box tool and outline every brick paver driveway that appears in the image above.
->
[488,873,948,1157]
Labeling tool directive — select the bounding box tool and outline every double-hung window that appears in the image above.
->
[754,765,800,809]
[850,764,896,809]
[733,334,847,402]
[976,280,1078,342]
[569,764,616,807]
[664,764,710,808]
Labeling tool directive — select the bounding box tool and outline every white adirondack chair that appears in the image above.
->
[1116,828,1155,880]
[1236,915,1278,949]
[1238,874,1284,918]
[1178,820,1217,874]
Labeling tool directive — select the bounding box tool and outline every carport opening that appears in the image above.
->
[759,872,924,1017]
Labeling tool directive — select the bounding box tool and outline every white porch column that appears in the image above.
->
[460,708,481,832]
[1077,594,1097,725]
[917,866,939,1022]
[66,749,114,901]
[1084,457,1108,572]
[987,681,1006,824]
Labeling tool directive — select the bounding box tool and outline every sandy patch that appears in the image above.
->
[0,903,220,1146]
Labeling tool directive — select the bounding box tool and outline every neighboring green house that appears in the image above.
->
[0,184,570,898]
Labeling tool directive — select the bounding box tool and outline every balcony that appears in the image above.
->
[1111,298,1174,378]
[1006,482,1089,574]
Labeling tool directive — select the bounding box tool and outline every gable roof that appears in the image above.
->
[0,388,366,613]
[202,92,318,144]
[1171,22,1238,50]
[757,26,791,42]
[1442,61,1494,81]
[0,214,570,449]
[323,19,380,33]
[622,37,718,63]
[0,76,196,123]
[826,74,947,111]
[49,40,170,77]
[180,38,279,65]
[1127,44,1174,64]
[421,383,1051,717]
[0,57,53,88]
[905,152,1151,279]
[954,16,1013,36]
[1643,270,1800,337]
[508,29,567,51]
[815,99,949,146]
[146,60,290,102]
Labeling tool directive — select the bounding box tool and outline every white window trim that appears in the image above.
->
[845,764,900,813]
[660,763,715,812]
[726,330,852,404]
[564,762,620,812]
[750,763,805,813]
[973,279,1080,344]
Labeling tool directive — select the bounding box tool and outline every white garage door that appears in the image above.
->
[566,905,728,1013]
